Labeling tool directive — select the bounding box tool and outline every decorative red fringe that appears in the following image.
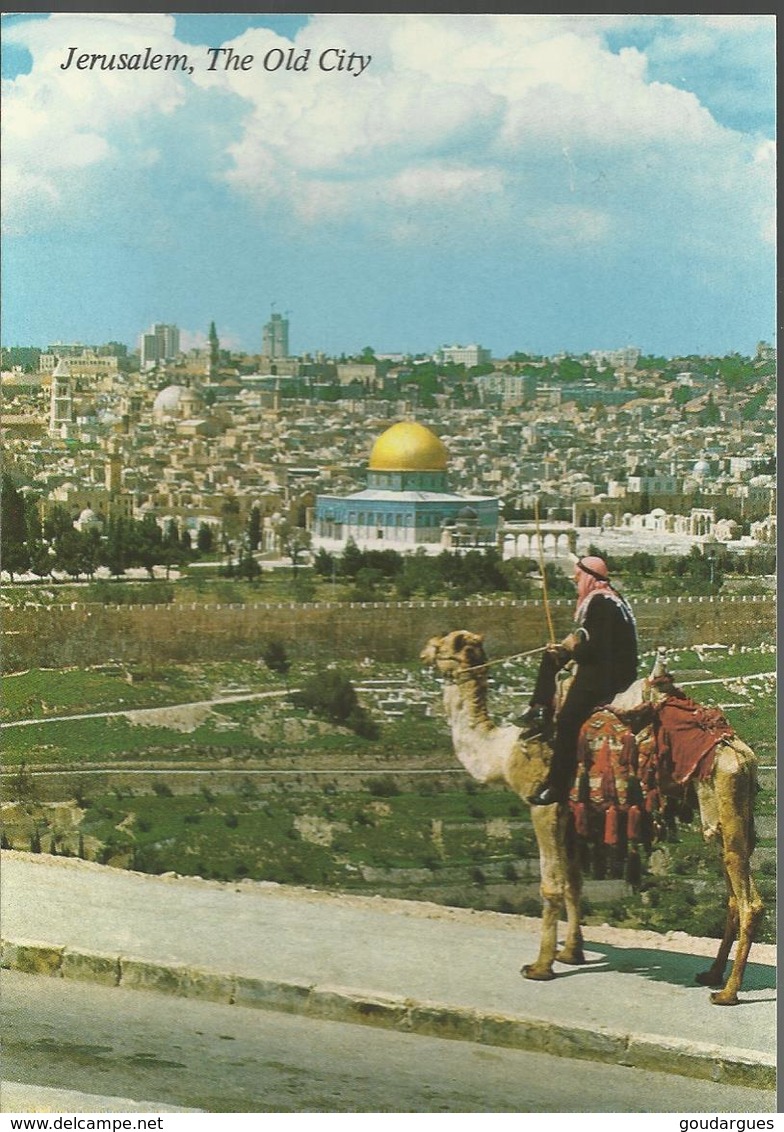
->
[573,801,589,836]
[604,804,619,846]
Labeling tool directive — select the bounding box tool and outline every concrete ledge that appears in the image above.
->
[623,1034,776,1090]
[233,974,312,1013]
[309,985,410,1029]
[120,957,234,1004]
[1,938,64,976]
[62,948,120,987]
[1,938,775,1091]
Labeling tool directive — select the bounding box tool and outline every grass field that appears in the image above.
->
[2,641,775,944]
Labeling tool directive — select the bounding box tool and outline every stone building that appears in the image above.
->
[313,420,498,553]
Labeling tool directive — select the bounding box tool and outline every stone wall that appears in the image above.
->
[2,595,774,671]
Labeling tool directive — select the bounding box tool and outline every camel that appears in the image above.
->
[421,630,764,1005]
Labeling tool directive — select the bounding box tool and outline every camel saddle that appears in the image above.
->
[569,693,735,856]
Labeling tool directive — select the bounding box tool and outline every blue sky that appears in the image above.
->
[1,13,776,359]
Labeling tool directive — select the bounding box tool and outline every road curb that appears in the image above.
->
[1,937,775,1091]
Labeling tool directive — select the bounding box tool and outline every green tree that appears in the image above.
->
[0,475,30,578]
[237,544,261,583]
[291,670,378,738]
[104,517,131,578]
[556,357,585,382]
[275,519,311,567]
[262,638,290,677]
[699,392,721,425]
[247,505,262,551]
[28,540,53,579]
[134,513,163,578]
[313,546,335,579]
[220,496,242,550]
[196,523,214,555]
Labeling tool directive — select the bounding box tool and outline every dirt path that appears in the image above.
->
[0,689,294,730]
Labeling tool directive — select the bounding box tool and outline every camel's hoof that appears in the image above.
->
[695,970,724,988]
[556,949,586,966]
[710,990,739,1006]
[522,964,556,981]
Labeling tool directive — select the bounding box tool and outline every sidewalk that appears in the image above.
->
[1,852,776,1092]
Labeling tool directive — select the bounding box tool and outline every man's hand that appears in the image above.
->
[545,633,578,666]
[558,632,581,655]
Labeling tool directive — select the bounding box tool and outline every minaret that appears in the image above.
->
[207,321,220,375]
[49,357,73,437]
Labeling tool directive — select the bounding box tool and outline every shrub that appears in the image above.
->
[367,775,401,798]
[152,781,173,797]
[292,670,358,723]
[262,639,290,677]
[292,670,378,737]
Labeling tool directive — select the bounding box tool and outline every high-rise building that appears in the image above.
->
[436,344,492,367]
[48,358,74,437]
[589,346,642,369]
[139,323,180,368]
[262,312,289,359]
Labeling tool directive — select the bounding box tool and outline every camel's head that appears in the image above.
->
[421,630,487,678]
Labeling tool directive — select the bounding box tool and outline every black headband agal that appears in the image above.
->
[576,558,609,582]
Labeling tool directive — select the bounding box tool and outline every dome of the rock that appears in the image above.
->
[368,421,448,472]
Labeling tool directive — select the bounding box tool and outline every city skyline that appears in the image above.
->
[1,12,776,359]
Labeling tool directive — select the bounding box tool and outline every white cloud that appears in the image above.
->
[2,10,775,271]
[2,12,190,234]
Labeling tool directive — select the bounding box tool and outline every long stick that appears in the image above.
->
[534,497,556,643]
[461,644,549,675]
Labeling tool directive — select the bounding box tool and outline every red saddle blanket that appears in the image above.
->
[653,695,733,785]
[569,695,734,847]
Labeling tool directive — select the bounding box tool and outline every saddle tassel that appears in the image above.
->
[572,801,589,837]
[604,804,620,846]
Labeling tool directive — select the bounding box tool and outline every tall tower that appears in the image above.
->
[49,358,74,437]
[207,321,220,375]
[262,311,289,359]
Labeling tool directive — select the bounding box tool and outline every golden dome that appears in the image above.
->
[369,421,448,471]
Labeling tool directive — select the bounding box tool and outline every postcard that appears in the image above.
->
[0,11,776,1121]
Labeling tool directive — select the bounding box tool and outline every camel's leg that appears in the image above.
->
[695,859,738,988]
[710,836,763,1006]
[523,806,564,980]
[697,754,764,1006]
[556,811,585,965]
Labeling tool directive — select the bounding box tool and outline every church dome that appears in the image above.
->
[153,385,187,415]
[153,384,203,419]
[369,422,448,472]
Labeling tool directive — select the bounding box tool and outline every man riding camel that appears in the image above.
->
[521,554,639,806]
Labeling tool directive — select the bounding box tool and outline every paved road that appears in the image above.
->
[1,852,776,1095]
[2,971,775,1115]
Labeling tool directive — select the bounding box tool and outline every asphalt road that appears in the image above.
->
[2,972,775,1115]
